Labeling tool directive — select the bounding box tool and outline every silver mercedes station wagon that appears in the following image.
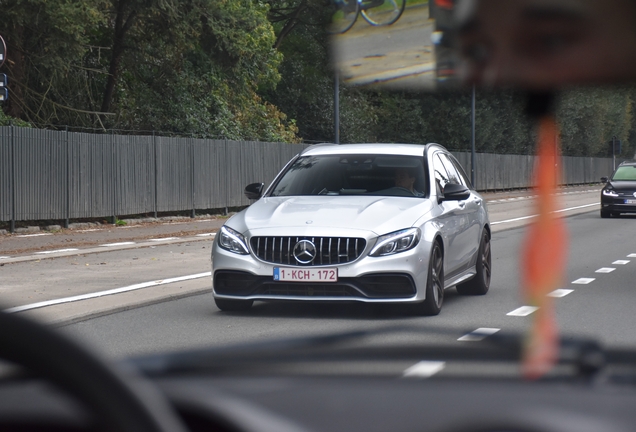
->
[212,143,491,315]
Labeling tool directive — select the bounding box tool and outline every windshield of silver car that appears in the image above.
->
[269,154,428,197]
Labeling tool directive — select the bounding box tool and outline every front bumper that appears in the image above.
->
[212,239,430,303]
[601,195,636,214]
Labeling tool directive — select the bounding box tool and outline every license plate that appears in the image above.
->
[625,199,636,204]
[273,267,338,282]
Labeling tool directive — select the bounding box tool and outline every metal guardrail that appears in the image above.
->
[0,126,613,225]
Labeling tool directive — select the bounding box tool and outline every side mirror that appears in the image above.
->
[601,177,609,183]
[442,183,470,201]
[244,182,264,200]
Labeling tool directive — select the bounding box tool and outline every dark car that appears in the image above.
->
[600,161,636,218]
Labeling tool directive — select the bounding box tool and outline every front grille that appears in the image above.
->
[250,236,366,266]
[260,283,356,297]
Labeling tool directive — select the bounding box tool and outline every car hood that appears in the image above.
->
[609,181,636,191]
[228,196,434,236]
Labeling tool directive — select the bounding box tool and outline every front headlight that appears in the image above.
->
[370,228,421,257]
[218,226,250,255]
[602,188,619,197]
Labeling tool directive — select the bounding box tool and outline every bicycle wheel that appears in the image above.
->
[328,0,360,34]
[360,0,406,26]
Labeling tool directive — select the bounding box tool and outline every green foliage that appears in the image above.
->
[0,109,31,127]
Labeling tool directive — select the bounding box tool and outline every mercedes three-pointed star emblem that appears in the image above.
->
[293,240,316,264]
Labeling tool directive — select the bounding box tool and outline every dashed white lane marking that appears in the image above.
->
[613,260,630,265]
[596,267,616,273]
[3,272,212,313]
[196,233,217,237]
[548,289,574,298]
[403,361,446,378]
[628,253,636,258]
[100,242,136,247]
[16,233,53,237]
[35,248,79,255]
[507,306,538,316]
[149,237,178,242]
[457,328,500,341]
[572,278,595,284]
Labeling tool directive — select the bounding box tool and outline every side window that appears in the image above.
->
[438,154,462,186]
[450,156,472,189]
[432,154,450,196]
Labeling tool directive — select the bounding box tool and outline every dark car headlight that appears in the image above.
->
[370,228,420,257]
[602,188,619,197]
[218,226,250,255]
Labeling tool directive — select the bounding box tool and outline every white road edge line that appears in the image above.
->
[491,202,599,225]
[507,306,538,317]
[16,233,53,237]
[3,272,212,313]
[148,237,178,242]
[457,328,500,342]
[35,248,79,255]
[403,361,446,378]
[100,242,136,247]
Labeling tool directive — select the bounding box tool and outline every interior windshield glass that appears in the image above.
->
[270,154,428,197]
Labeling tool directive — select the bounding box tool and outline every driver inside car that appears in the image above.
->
[394,167,425,196]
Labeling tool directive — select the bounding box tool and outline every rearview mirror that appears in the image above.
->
[330,0,636,91]
[244,183,264,200]
[601,177,609,183]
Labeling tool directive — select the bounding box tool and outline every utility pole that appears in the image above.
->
[471,85,476,186]
[334,70,340,144]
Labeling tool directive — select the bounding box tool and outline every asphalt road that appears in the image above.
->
[54,206,636,383]
[5,186,623,370]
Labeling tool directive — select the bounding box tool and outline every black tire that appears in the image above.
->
[600,209,611,218]
[421,241,444,315]
[457,230,491,296]
[361,0,406,26]
[328,0,359,34]
[215,297,254,312]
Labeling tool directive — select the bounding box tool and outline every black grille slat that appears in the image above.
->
[250,236,366,266]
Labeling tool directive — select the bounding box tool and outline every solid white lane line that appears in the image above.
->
[16,233,52,237]
[148,237,178,242]
[35,248,79,255]
[196,233,217,237]
[457,328,500,342]
[491,215,537,225]
[403,361,445,378]
[553,203,600,213]
[548,289,574,298]
[572,278,595,284]
[507,306,538,317]
[596,267,616,273]
[613,260,630,265]
[100,242,136,247]
[491,203,600,226]
[3,272,212,313]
